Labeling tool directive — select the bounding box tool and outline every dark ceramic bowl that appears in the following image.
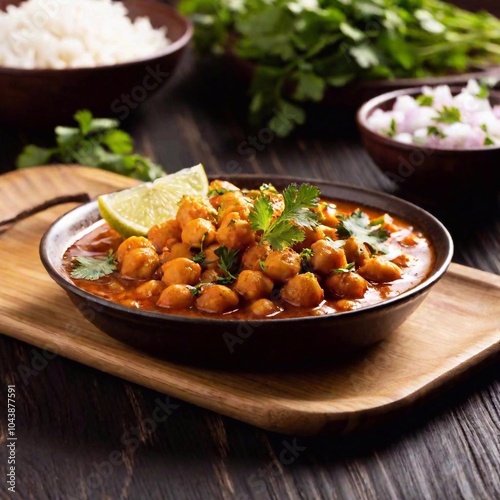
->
[357,87,500,197]
[0,0,192,128]
[40,175,453,369]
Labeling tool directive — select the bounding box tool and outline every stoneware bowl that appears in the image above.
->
[0,0,192,128]
[39,175,453,369]
[357,87,500,197]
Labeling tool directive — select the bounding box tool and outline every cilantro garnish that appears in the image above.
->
[70,252,117,281]
[249,183,320,251]
[416,95,434,107]
[435,106,461,124]
[299,248,314,272]
[16,110,164,181]
[336,210,390,254]
[192,233,208,265]
[214,246,240,284]
[386,118,397,138]
[427,126,446,139]
[330,262,355,275]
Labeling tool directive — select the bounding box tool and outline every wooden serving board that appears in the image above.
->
[1,166,499,436]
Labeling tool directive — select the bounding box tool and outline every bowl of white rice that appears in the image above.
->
[0,0,192,127]
[357,84,500,198]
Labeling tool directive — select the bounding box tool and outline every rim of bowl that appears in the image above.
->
[0,1,193,73]
[357,87,500,153]
[39,176,454,326]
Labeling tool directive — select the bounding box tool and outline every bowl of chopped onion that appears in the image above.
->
[357,80,500,197]
[0,0,192,127]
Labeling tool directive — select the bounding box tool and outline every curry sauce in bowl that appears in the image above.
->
[41,175,452,368]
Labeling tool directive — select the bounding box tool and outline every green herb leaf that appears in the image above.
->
[249,194,274,233]
[250,183,320,251]
[427,126,446,139]
[16,110,164,181]
[16,145,55,168]
[70,252,116,281]
[416,95,434,107]
[330,262,355,275]
[336,209,389,253]
[386,118,397,138]
[435,106,461,124]
[215,245,240,283]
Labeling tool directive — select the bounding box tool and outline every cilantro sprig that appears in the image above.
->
[214,246,240,284]
[180,0,500,136]
[249,183,320,251]
[336,209,389,254]
[70,252,117,281]
[16,110,165,181]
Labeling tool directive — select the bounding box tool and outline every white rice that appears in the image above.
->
[0,0,171,69]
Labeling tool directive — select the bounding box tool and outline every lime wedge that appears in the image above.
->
[98,163,209,237]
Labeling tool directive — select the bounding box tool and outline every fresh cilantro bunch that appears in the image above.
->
[16,110,165,181]
[180,0,500,135]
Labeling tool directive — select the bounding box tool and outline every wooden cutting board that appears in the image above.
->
[1,166,499,436]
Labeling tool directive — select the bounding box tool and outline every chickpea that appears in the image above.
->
[147,220,182,252]
[216,213,255,250]
[325,272,368,299]
[336,299,355,312]
[281,273,324,308]
[120,247,160,280]
[343,237,371,267]
[319,225,338,240]
[234,270,274,301]
[241,244,271,271]
[157,284,195,309]
[161,258,201,286]
[159,242,193,263]
[181,218,216,248]
[296,226,325,251]
[116,236,155,264]
[208,181,240,208]
[318,203,339,228]
[358,257,402,283]
[248,299,281,317]
[311,239,348,275]
[134,280,164,299]
[263,248,301,283]
[219,191,251,220]
[200,267,223,283]
[176,195,216,229]
[195,284,239,314]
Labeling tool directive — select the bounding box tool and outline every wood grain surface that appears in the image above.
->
[1,166,499,437]
[0,0,499,498]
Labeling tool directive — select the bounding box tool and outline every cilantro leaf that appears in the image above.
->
[215,246,240,283]
[281,184,320,229]
[262,219,305,251]
[16,110,164,181]
[70,252,117,281]
[416,95,434,107]
[330,262,355,275]
[250,183,320,251]
[336,209,389,253]
[16,145,56,168]
[435,106,461,124]
[249,194,274,233]
[427,126,446,139]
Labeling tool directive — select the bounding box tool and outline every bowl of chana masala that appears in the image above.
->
[40,175,453,368]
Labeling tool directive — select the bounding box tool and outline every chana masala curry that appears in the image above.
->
[65,180,435,319]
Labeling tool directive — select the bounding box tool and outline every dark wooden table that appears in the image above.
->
[1,2,499,498]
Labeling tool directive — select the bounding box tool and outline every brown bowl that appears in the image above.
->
[39,175,453,369]
[357,87,500,197]
[0,0,192,128]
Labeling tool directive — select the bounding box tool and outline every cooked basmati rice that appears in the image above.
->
[0,0,171,69]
